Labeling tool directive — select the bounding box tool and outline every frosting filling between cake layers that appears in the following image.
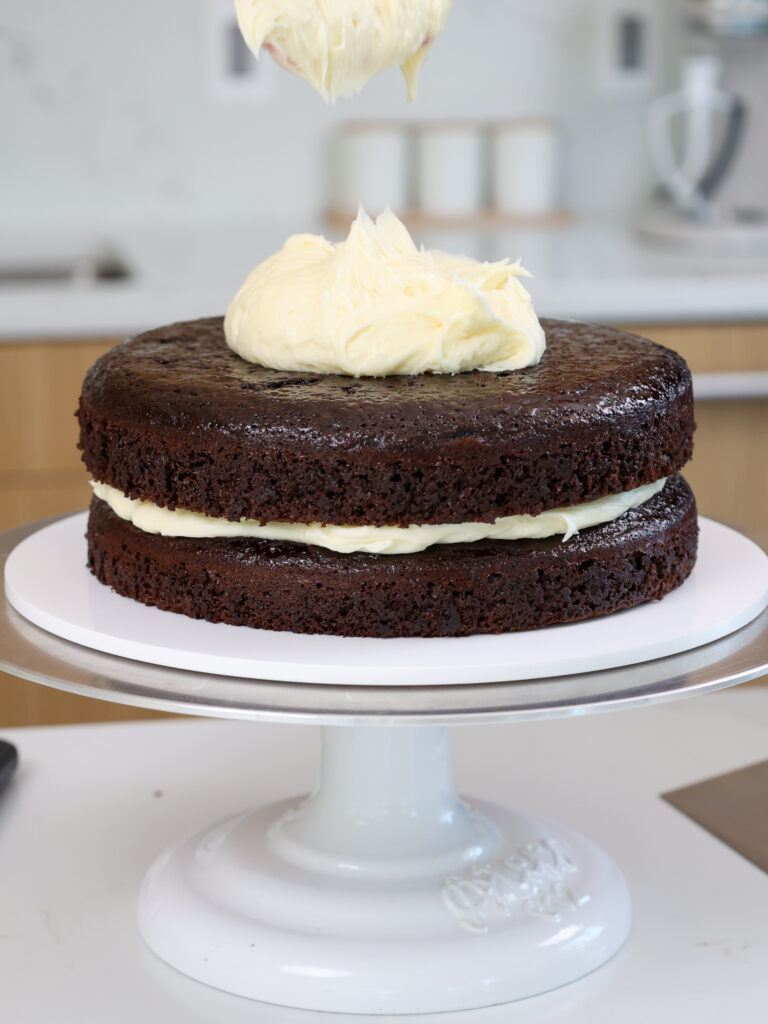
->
[91,478,667,556]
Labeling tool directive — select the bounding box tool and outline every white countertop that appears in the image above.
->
[1,686,767,1023]
[3,217,768,340]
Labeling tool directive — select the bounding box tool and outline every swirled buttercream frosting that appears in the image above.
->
[224,208,546,376]
[234,0,450,102]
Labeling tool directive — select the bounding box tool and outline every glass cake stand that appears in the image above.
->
[2,514,768,1015]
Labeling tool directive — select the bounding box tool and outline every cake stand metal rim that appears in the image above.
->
[1,513,767,725]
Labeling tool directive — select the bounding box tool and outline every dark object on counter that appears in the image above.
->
[664,759,768,874]
[0,740,18,795]
[77,317,695,527]
[0,248,131,287]
[86,475,698,638]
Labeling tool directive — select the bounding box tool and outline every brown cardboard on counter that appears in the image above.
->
[663,759,768,873]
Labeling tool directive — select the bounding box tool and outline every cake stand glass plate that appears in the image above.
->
[2,515,768,1015]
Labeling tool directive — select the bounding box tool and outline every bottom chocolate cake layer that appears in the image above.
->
[86,475,698,639]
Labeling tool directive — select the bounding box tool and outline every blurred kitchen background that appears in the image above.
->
[1,0,768,724]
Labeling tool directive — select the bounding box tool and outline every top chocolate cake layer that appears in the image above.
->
[78,316,694,526]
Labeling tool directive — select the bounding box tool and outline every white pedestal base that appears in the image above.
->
[138,727,631,1014]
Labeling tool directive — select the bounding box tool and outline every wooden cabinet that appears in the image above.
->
[1,324,766,727]
[0,339,116,530]
[615,323,768,534]
[0,337,166,726]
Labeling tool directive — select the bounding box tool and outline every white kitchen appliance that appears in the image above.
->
[640,4,768,249]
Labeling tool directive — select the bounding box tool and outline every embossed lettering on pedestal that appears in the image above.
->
[441,838,584,935]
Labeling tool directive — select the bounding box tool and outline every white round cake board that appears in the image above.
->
[5,512,768,686]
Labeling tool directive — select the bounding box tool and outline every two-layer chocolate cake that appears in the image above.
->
[78,298,697,638]
[78,210,696,637]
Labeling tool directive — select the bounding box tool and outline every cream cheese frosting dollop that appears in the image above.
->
[225,208,546,376]
[234,0,450,102]
[92,479,666,556]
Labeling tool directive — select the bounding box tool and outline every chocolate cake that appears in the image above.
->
[78,316,698,638]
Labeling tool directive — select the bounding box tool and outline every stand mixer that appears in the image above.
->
[639,0,768,249]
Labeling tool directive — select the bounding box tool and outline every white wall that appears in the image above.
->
[0,0,765,230]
